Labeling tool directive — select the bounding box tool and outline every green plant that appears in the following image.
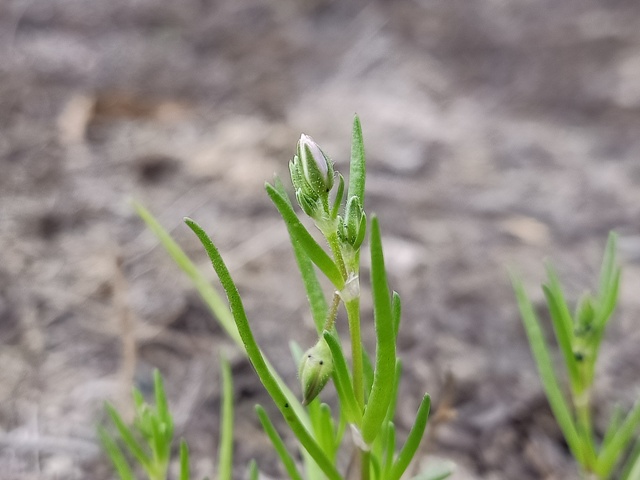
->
[512,233,640,479]
[100,370,182,480]
[124,116,450,480]
[101,359,235,480]
[183,117,444,480]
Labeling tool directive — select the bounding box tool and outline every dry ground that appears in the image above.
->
[2,0,640,479]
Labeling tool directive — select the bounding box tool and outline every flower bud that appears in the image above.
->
[339,196,366,249]
[298,338,333,406]
[297,134,335,197]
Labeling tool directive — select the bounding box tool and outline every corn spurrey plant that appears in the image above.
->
[182,116,449,480]
[512,234,640,480]
[120,116,451,479]
[100,370,189,480]
[101,359,235,480]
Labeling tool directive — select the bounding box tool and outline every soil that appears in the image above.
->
[2,0,640,479]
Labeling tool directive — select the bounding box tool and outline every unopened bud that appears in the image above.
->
[339,196,366,249]
[298,338,333,406]
[297,134,335,197]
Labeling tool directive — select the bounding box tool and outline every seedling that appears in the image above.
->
[513,234,640,479]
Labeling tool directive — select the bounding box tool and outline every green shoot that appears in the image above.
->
[513,233,640,479]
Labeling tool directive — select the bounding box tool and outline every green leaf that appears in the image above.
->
[602,405,624,451]
[595,232,621,332]
[248,460,259,480]
[621,438,640,480]
[511,274,584,464]
[149,414,168,468]
[392,292,402,341]
[98,427,136,480]
[256,405,304,480]
[384,360,403,430]
[184,218,340,480]
[387,394,431,480]
[597,232,618,309]
[318,403,337,459]
[370,454,381,480]
[362,349,374,403]
[179,439,190,480]
[596,399,640,477]
[153,370,173,441]
[348,115,366,205]
[361,216,397,445]
[323,330,362,424]
[266,183,344,289]
[382,421,396,480]
[541,278,579,390]
[331,173,345,219]
[218,356,234,480]
[105,403,149,468]
[273,179,328,333]
[133,201,242,346]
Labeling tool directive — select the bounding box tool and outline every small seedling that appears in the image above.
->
[513,233,640,479]
[101,359,235,480]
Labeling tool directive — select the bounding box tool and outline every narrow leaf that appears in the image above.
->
[596,399,640,477]
[273,179,328,333]
[348,115,366,205]
[153,370,172,438]
[331,173,345,219]
[384,360,403,429]
[185,218,340,480]
[362,216,397,445]
[133,201,241,346]
[314,403,337,461]
[105,403,149,468]
[248,460,259,480]
[598,232,618,306]
[602,405,624,451]
[542,283,579,389]
[323,331,362,424]
[511,274,584,463]
[218,356,234,480]
[266,183,344,289]
[621,438,640,480]
[382,421,396,480]
[256,405,304,480]
[98,427,136,480]
[388,394,431,480]
[179,439,190,480]
[595,232,620,329]
[392,292,402,341]
[362,349,374,403]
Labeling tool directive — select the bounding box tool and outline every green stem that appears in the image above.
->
[361,451,371,480]
[323,293,341,332]
[575,387,596,470]
[326,231,348,280]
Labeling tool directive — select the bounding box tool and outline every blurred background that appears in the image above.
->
[2,0,640,478]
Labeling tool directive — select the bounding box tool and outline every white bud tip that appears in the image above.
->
[299,134,328,177]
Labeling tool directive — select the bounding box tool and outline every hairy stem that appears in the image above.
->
[323,293,341,332]
[326,231,348,281]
